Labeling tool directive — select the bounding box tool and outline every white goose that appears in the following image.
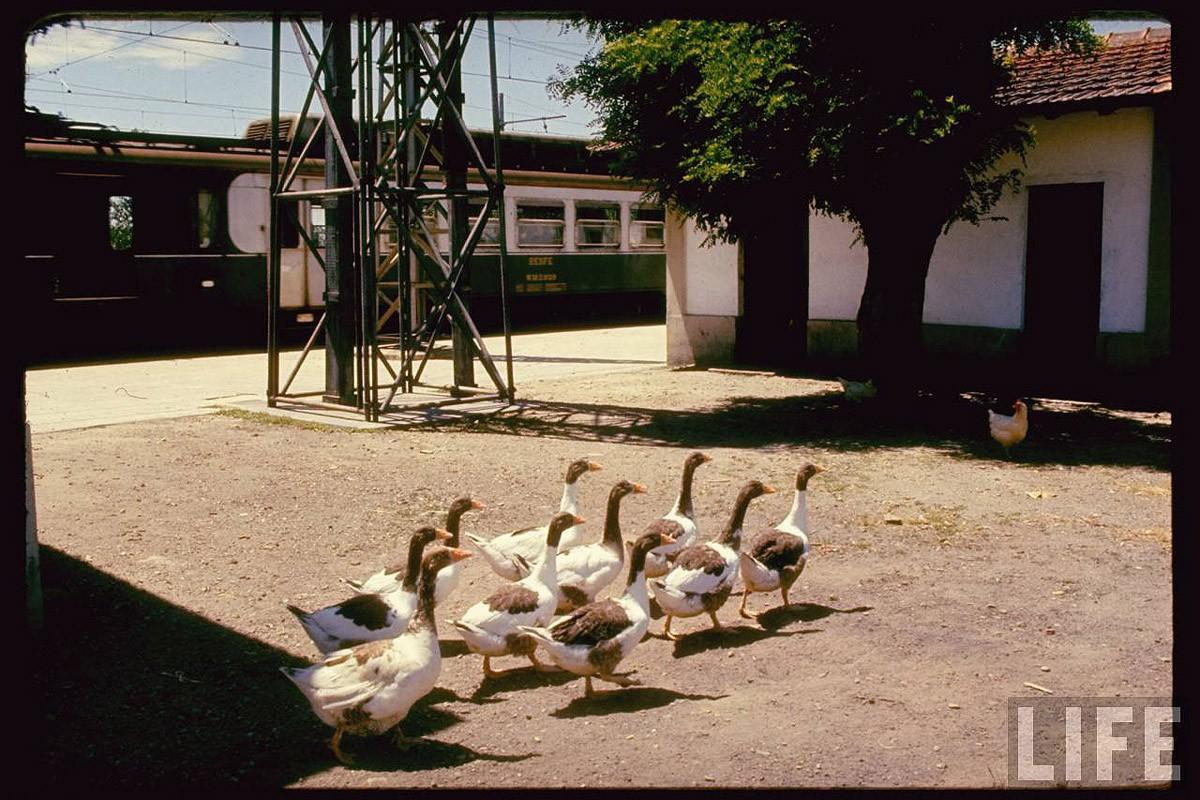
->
[343,496,483,604]
[651,480,775,640]
[520,528,677,697]
[628,451,711,579]
[467,458,601,581]
[281,545,472,765]
[739,464,824,618]
[454,511,583,677]
[554,479,646,612]
[287,526,451,654]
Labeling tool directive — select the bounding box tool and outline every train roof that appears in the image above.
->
[24,110,617,176]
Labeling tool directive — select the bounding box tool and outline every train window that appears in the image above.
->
[468,198,501,249]
[108,195,133,251]
[197,190,217,249]
[631,204,665,248]
[516,201,564,248]
[310,205,327,250]
[575,201,620,248]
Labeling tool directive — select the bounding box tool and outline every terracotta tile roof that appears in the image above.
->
[999,26,1171,108]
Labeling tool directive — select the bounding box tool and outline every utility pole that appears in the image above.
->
[322,12,357,406]
[440,20,475,388]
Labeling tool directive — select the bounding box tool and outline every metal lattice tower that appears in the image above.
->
[266,13,514,422]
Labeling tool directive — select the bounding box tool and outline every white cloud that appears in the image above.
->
[25,25,202,73]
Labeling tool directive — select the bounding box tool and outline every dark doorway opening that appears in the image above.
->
[1022,182,1104,387]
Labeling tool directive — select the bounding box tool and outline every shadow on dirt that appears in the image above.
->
[550,686,730,719]
[667,624,824,658]
[30,547,538,784]
[754,603,874,631]
[328,736,537,773]
[426,388,1169,470]
[466,664,580,702]
[29,547,346,786]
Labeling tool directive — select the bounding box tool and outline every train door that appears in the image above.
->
[228,172,320,317]
[300,177,326,311]
[53,173,139,301]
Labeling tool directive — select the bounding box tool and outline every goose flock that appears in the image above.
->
[282,452,824,765]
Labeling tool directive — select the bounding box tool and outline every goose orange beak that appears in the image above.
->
[632,483,647,494]
[762,485,778,494]
[572,514,586,526]
[448,547,473,561]
[470,499,485,510]
[434,528,454,541]
[587,461,604,471]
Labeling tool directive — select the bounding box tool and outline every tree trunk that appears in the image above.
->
[855,214,942,401]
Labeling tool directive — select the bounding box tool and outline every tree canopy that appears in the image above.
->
[554,17,1098,243]
[553,16,1101,394]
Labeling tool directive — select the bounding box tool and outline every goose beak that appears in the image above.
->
[632,483,647,494]
[762,484,778,494]
[813,465,827,475]
[660,532,677,544]
[572,514,586,526]
[587,461,604,471]
[448,548,473,562]
[701,454,713,463]
[470,499,485,510]
[434,528,454,541]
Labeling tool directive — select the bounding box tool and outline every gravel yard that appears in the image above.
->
[29,365,1171,788]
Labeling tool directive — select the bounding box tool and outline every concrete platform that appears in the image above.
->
[25,324,665,433]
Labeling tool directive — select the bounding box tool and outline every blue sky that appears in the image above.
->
[24,16,1169,141]
[24,17,599,138]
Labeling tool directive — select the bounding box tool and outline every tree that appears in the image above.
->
[554,15,1099,397]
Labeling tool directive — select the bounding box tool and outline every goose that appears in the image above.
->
[343,496,484,603]
[466,458,602,581]
[739,464,825,618]
[627,451,711,579]
[286,526,451,654]
[554,479,646,613]
[281,545,472,765]
[520,528,677,697]
[454,511,583,677]
[650,480,775,640]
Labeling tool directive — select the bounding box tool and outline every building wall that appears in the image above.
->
[665,212,740,366]
[810,106,1155,333]
[667,104,1166,371]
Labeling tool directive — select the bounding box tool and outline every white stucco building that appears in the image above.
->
[667,27,1172,375]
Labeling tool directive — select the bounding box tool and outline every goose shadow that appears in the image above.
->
[668,624,824,658]
[330,736,538,772]
[467,664,581,702]
[551,686,730,719]
[754,603,874,632]
[399,687,473,737]
[438,639,472,658]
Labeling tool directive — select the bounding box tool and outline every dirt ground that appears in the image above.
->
[29,365,1172,788]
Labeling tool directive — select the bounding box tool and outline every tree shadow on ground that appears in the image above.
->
[666,624,824,658]
[753,603,874,631]
[550,686,730,719]
[426,388,1168,470]
[28,547,526,787]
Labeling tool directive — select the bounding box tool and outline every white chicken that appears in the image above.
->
[988,399,1029,457]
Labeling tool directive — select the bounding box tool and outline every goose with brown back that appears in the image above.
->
[740,464,824,618]
[650,480,775,639]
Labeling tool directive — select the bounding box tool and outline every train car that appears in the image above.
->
[22,111,665,362]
